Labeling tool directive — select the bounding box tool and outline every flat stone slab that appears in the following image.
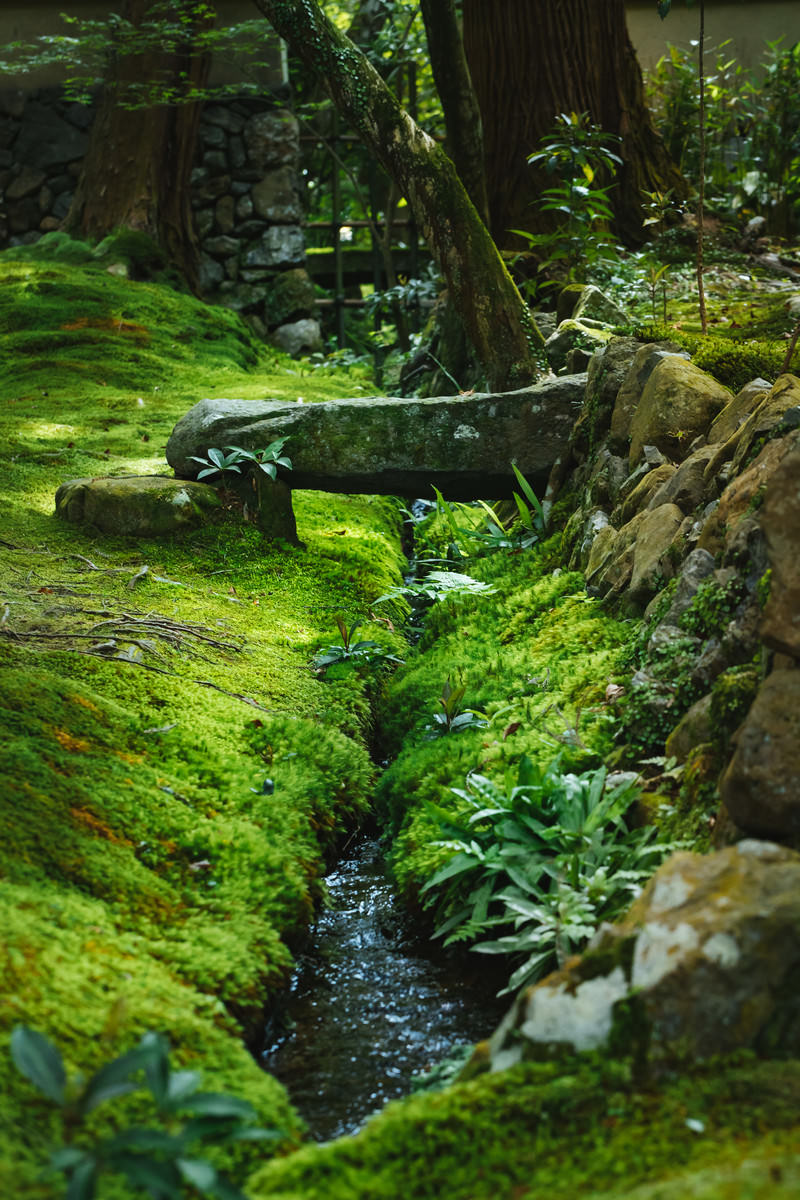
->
[166,376,588,500]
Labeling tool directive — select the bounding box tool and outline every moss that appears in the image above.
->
[374,542,635,901]
[248,1056,800,1200]
[709,665,760,755]
[624,323,785,392]
[678,576,745,640]
[0,239,409,1192]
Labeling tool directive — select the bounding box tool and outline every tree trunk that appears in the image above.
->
[462,0,687,248]
[419,0,489,226]
[63,0,210,291]
[251,0,544,392]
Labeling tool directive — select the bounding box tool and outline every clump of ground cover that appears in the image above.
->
[248,1053,800,1200]
[374,526,635,907]
[0,236,406,1195]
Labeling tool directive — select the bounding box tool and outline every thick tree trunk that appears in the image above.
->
[419,0,489,226]
[251,0,544,391]
[63,0,210,290]
[463,0,687,248]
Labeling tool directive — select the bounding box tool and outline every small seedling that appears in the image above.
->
[312,615,403,674]
[426,677,488,738]
[189,439,292,483]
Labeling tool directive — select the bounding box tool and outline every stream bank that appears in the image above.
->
[263,837,506,1141]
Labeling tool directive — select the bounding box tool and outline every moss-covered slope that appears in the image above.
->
[0,236,406,1195]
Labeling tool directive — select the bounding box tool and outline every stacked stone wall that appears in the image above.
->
[0,87,320,355]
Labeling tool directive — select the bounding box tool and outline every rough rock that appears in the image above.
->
[269,318,322,357]
[572,283,630,326]
[699,433,798,559]
[587,510,647,598]
[251,166,302,223]
[664,693,713,762]
[609,343,688,453]
[647,444,718,515]
[244,225,305,270]
[720,670,800,836]
[760,443,800,658]
[263,268,316,329]
[568,507,611,570]
[649,548,716,637]
[166,376,589,500]
[243,110,300,169]
[629,358,732,467]
[571,337,643,460]
[628,503,685,605]
[12,102,89,167]
[616,462,676,525]
[729,374,800,477]
[708,377,772,445]
[585,447,629,508]
[488,840,800,1072]
[544,319,612,373]
[55,476,222,536]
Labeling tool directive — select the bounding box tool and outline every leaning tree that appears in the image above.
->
[249,0,545,391]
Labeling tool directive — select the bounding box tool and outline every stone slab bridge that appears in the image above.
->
[166,375,588,509]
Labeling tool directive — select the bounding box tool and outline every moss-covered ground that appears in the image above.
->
[0,235,407,1195]
[249,1054,800,1200]
[2,233,798,1199]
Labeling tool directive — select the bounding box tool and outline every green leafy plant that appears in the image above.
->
[516,111,622,292]
[312,615,404,674]
[421,757,674,993]
[9,1026,277,1200]
[471,465,547,553]
[376,569,496,606]
[188,439,292,483]
[428,466,547,560]
[425,676,488,738]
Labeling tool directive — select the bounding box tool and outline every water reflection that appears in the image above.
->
[262,838,506,1142]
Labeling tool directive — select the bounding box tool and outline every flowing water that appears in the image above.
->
[262,837,507,1143]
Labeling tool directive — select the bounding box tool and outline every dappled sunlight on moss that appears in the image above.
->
[0,241,407,1194]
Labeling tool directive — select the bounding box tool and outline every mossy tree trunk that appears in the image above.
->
[63,0,210,291]
[462,0,687,249]
[251,0,545,391]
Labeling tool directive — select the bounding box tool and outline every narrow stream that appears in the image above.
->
[262,838,507,1142]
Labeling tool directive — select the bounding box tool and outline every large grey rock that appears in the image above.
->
[166,376,589,500]
[244,225,305,270]
[572,283,630,326]
[720,670,800,837]
[12,103,89,167]
[243,110,299,169]
[488,840,800,1073]
[55,476,221,536]
[760,441,800,658]
[251,166,302,223]
[269,318,322,357]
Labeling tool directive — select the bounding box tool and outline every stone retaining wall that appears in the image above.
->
[0,88,320,355]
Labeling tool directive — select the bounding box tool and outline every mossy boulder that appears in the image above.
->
[719,670,800,838]
[55,475,222,536]
[628,357,732,467]
[488,840,800,1072]
[760,442,800,658]
[729,374,800,476]
[609,343,688,453]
